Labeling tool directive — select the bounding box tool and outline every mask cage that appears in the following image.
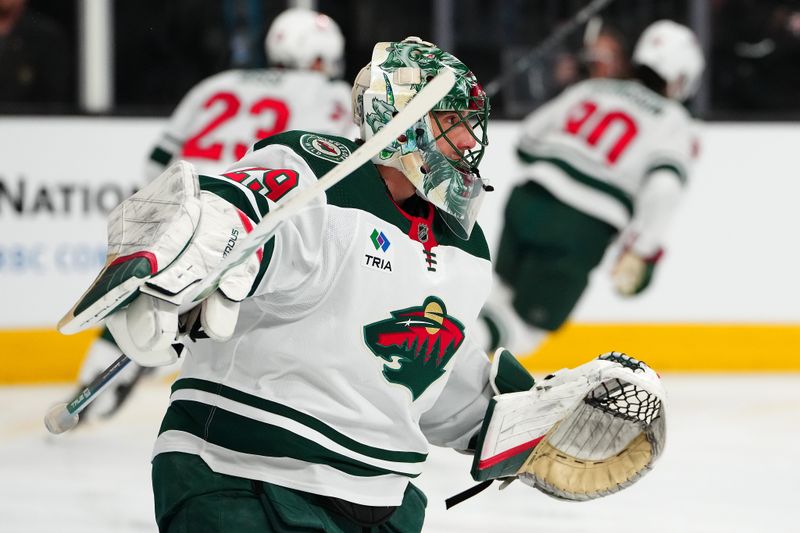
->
[429,93,490,175]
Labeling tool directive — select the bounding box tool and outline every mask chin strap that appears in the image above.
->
[458,165,492,192]
[474,167,494,192]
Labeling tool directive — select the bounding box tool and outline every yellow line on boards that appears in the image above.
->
[0,328,101,384]
[1,323,800,384]
[519,323,800,372]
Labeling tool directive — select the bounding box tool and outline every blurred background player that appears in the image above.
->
[145,6,354,181]
[475,20,705,357]
[73,6,353,423]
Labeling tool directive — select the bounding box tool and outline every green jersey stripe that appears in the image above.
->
[171,378,428,464]
[516,149,634,215]
[646,163,688,185]
[161,399,420,479]
[198,175,273,294]
[247,236,273,297]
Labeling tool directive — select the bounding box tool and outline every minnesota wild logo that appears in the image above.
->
[363,296,465,400]
[300,134,351,163]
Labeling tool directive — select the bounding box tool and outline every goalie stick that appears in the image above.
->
[44,353,132,434]
[483,0,617,97]
[45,68,457,434]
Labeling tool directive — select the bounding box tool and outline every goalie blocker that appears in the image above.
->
[57,160,262,367]
[451,349,665,505]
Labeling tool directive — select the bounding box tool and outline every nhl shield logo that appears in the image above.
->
[417,223,429,243]
[363,296,465,399]
[300,133,351,163]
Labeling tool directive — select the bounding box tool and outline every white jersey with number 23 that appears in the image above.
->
[147,69,354,180]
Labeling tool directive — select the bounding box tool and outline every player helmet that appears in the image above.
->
[352,37,490,238]
[265,8,344,79]
[632,20,705,101]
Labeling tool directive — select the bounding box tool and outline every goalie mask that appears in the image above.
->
[352,37,490,239]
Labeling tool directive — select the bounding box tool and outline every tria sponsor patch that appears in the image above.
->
[370,228,391,252]
[362,228,394,273]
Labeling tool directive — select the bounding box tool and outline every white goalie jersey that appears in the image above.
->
[147,69,355,179]
[517,78,699,255]
[152,131,494,507]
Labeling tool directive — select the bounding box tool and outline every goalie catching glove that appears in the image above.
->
[470,349,666,502]
[58,161,262,366]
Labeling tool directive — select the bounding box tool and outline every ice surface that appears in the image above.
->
[2,375,798,533]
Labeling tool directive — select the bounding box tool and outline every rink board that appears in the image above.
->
[2,119,800,382]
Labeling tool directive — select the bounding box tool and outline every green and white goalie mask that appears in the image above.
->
[353,37,490,239]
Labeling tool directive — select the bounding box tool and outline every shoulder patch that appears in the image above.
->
[300,133,351,163]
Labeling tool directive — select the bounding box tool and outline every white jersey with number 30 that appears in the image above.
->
[147,69,354,180]
[517,78,698,231]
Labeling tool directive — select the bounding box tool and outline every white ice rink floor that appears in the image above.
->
[2,374,799,533]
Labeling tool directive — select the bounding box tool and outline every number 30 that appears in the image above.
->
[564,100,638,164]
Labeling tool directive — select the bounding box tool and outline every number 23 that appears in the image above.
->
[183,92,290,162]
